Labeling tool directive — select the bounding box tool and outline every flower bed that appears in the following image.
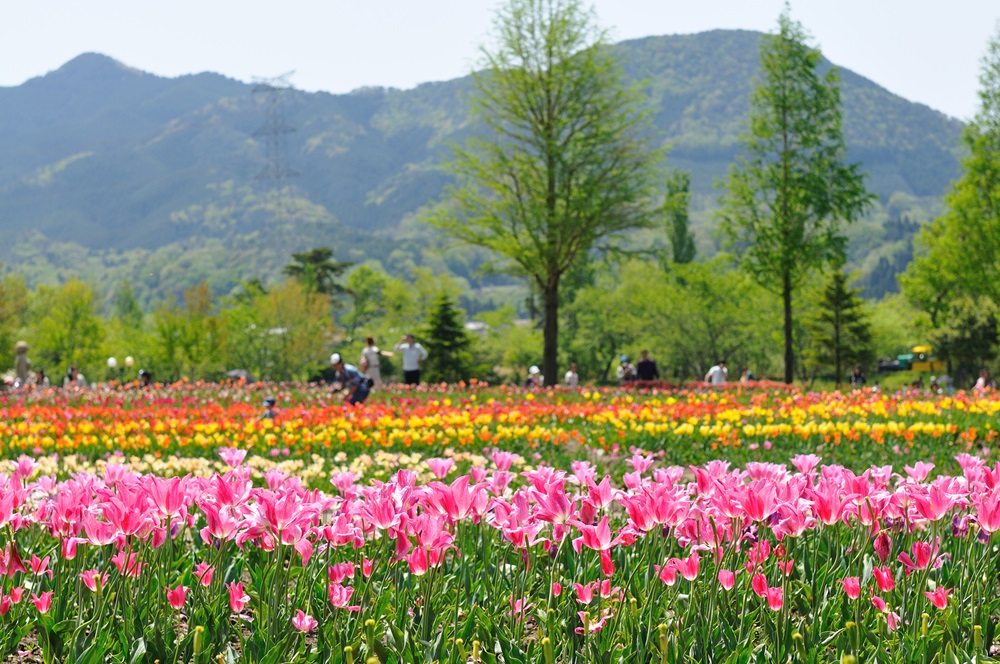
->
[0,448,999,662]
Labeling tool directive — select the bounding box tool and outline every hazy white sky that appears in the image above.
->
[1,1,997,120]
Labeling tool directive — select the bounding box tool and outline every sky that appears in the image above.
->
[1,1,997,121]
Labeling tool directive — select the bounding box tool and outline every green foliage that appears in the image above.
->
[718,9,873,382]
[283,247,352,299]
[664,170,696,264]
[0,273,30,371]
[422,293,474,383]
[430,0,662,382]
[565,259,781,383]
[927,296,998,385]
[223,279,336,382]
[903,26,1000,325]
[802,270,874,385]
[28,278,106,380]
[150,282,226,381]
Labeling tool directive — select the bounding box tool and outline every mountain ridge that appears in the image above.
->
[0,30,965,304]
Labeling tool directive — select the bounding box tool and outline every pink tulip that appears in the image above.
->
[80,570,108,593]
[600,550,615,577]
[873,532,891,563]
[898,541,934,575]
[718,570,735,590]
[425,458,455,479]
[751,573,768,597]
[194,562,214,586]
[166,584,189,610]
[9,587,23,604]
[328,583,361,611]
[655,562,678,587]
[925,587,951,610]
[362,558,374,578]
[328,562,355,584]
[31,591,52,614]
[840,577,861,600]
[574,582,595,604]
[29,554,52,579]
[0,595,10,615]
[218,447,247,468]
[552,582,562,597]
[292,609,318,632]
[872,566,895,592]
[871,595,888,612]
[766,587,783,610]
[227,581,250,613]
[673,552,700,581]
[973,487,1000,534]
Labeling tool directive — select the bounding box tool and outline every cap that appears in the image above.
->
[528,365,540,375]
[264,397,276,407]
[620,355,629,362]
[330,353,342,365]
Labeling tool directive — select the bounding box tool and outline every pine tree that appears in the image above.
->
[422,293,473,383]
[803,271,874,385]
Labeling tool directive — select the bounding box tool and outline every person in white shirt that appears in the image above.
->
[564,362,579,387]
[705,360,727,385]
[394,334,429,385]
[359,337,385,388]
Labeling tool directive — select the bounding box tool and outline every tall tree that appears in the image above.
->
[718,10,872,383]
[902,27,1000,321]
[430,0,660,382]
[283,248,352,299]
[803,270,874,386]
[928,296,998,385]
[665,170,696,264]
[422,293,474,384]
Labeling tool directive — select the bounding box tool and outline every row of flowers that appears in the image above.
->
[0,448,999,661]
[1,386,996,471]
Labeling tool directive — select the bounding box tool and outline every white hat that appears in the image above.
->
[528,365,540,375]
[330,353,342,365]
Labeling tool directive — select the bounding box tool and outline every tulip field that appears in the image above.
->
[1,384,1000,662]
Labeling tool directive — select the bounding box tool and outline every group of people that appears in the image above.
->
[328,334,429,405]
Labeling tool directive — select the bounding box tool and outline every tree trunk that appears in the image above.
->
[783,272,794,384]
[542,276,560,387]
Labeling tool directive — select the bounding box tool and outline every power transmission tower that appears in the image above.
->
[252,72,299,223]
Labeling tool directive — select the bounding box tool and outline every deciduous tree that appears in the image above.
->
[431,0,660,382]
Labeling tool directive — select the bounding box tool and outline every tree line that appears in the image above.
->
[1,0,997,388]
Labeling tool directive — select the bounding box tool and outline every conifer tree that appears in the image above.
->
[803,270,873,386]
[422,293,473,383]
[665,170,696,264]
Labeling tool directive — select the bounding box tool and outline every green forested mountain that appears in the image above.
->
[0,30,963,306]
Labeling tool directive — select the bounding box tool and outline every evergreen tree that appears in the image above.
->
[422,293,473,384]
[803,270,874,386]
[718,9,873,383]
[665,170,696,264]
[283,248,352,299]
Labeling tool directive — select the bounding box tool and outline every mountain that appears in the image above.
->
[0,30,964,304]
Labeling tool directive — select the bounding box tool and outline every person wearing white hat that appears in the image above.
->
[329,353,372,405]
[524,365,543,389]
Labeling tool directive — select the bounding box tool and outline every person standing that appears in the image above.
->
[616,355,637,385]
[359,337,385,388]
[705,360,727,385]
[394,334,428,386]
[330,353,371,405]
[636,350,660,382]
[849,365,866,388]
[524,365,543,389]
[564,362,579,387]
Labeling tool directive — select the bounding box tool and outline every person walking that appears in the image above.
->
[330,353,371,405]
[636,350,660,382]
[394,334,428,386]
[705,360,727,385]
[359,337,386,388]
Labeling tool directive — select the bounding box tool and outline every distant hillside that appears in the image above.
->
[0,30,964,304]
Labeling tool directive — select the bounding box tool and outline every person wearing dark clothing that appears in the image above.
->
[849,365,866,388]
[636,350,660,382]
[330,353,371,405]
